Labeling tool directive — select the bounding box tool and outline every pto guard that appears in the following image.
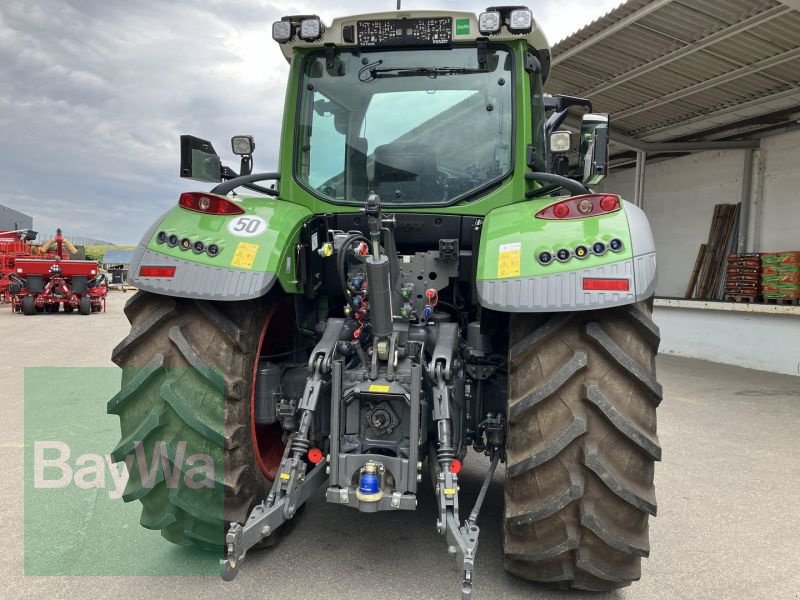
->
[476,200,657,312]
[129,198,311,301]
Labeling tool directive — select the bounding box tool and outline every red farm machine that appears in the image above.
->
[3,229,107,315]
[0,228,35,304]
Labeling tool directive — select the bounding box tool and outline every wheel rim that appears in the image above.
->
[249,298,294,480]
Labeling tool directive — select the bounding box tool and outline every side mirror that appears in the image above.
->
[578,113,610,186]
[180,135,222,182]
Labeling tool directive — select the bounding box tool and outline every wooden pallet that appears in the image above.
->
[764,297,800,306]
[724,295,762,304]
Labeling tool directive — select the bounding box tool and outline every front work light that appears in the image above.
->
[478,11,501,34]
[299,18,323,41]
[509,9,534,33]
[272,20,293,43]
[231,135,255,155]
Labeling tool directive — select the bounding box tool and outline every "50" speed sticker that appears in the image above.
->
[228,215,267,237]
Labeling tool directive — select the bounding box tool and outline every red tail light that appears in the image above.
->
[537,194,621,220]
[179,192,244,215]
[583,278,630,291]
[139,266,176,278]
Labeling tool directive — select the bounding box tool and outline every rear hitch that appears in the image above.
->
[437,448,502,599]
[221,453,329,581]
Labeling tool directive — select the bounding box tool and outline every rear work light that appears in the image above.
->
[536,194,621,220]
[583,278,630,292]
[179,192,244,215]
[139,266,176,278]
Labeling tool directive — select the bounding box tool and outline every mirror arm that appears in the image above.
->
[240,155,253,176]
[525,172,590,197]
[211,172,281,197]
[546,109,569,137]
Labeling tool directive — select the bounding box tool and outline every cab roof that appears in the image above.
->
[277,10,552,82]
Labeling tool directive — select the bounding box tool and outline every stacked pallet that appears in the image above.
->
[761,252,800,305]
[685,203,741,300]
[724,254,761,302]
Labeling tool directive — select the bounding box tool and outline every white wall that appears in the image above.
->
[753,129,800,253]
[602,128,800,297]
[654,305,800,376]
[604,150,747,296]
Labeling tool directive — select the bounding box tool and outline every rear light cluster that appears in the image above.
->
[538,238,624,265]
[156,231,220,257]
[178,192,244,215]
[536,194,621,220]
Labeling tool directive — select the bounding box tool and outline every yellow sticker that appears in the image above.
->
[230,242,259,269]
[443,488,457,496]
[368,384,391,393]
[497,242,521,278]
[279,473,290,480]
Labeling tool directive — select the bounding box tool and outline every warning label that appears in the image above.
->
[497,242,521,278]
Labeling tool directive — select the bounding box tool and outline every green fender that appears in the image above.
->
[475,197,657,312]
[128,196,312,300]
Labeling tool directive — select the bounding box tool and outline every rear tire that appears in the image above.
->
[503,299,662,591]
[109,291,292,549]
[79,296,92,315]
[22,295,36,315]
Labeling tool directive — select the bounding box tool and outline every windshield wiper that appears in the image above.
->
[360,66,485,82]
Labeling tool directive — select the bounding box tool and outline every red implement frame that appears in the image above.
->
[8,230,107,314]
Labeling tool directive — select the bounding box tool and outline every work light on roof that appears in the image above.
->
[299,18,323,41]
[508,8,534,33]
[478,11,501,35]
[272,20,293,43]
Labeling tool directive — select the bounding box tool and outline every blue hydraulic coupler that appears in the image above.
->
[356,462,383,502]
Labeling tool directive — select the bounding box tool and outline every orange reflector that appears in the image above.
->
[139,266,176,278]
[583,278,630,291]
[308,448,323,464]
[449,459,462,474]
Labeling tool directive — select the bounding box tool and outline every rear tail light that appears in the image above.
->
[179,192,244,215]
[583,278,630,291]
[139,266,176,278]
[537,194,621,220]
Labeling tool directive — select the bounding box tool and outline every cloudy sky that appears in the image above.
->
[0,0,622,244]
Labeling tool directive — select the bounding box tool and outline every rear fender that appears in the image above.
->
[129,198,312,301]
[475,197,656,312]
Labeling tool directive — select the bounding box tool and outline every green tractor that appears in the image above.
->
[110,6,661,596]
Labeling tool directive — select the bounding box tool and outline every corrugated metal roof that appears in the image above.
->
[548,0,800,145]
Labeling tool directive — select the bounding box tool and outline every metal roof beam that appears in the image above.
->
[552,0,675,66]
[614,46,800,121]
[561,115,758,152]
[578,5,793,98]
[638,87,800,140]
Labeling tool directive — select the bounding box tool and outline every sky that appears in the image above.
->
[0,0,623,244]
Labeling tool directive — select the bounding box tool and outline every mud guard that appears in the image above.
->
[475,199,657,312]
[128,198,312,300]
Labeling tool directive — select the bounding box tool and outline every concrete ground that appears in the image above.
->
[1,291,799,599]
